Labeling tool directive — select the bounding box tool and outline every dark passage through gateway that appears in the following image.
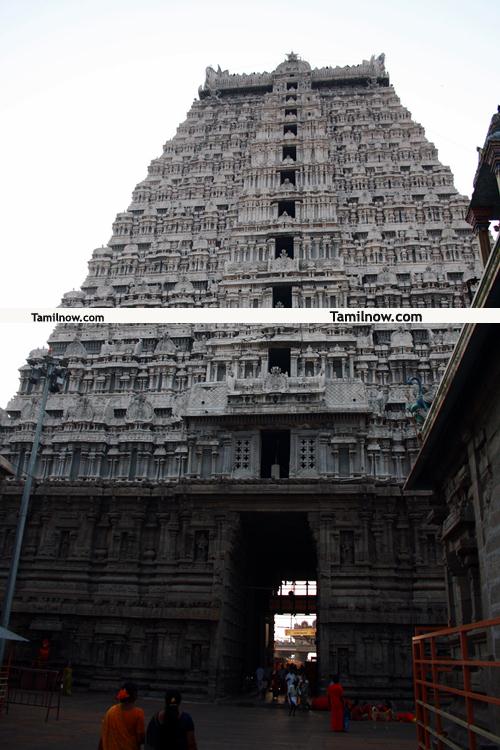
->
[235,511,318,686]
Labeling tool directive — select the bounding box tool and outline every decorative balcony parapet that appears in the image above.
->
[184,375,368,416]
[223,256,342,276]
[269,253,300,273]
[233,371,325,394]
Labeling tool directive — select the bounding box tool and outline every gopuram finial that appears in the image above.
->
[286,51,299,62]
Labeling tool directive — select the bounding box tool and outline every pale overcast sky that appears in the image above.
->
[0,0,498,407]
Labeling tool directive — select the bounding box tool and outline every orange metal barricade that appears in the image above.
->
[413,617,500,750]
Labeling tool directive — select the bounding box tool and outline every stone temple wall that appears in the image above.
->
[0,53,481,699]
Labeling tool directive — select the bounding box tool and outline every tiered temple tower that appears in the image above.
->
[0,54,481,700]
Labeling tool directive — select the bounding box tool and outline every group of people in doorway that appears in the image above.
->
[284,665,311,715]
[99,683,197,750]
[256,667,396,732]
[255,663,311,713]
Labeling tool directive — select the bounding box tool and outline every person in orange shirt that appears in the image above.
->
[99,682,145,750]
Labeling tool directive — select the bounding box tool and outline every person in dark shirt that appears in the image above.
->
[145,690,198,750]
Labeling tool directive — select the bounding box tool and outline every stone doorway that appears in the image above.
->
[214,510,318,697]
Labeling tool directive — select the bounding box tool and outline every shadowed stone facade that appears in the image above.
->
[406,109,500,740]
[0,54,481,700]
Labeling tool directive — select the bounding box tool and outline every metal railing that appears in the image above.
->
[5,666,62,721]
[413,617,500,750]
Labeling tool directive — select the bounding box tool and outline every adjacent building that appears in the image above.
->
[406,106,500,742]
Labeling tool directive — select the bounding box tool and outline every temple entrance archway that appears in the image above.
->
[215,510,318,697]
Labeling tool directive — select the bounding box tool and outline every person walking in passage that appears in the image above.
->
[255,665,266,699]
[298,675,311,710]
[99,682,145,750]
[145,689,198,750]
[287,681,298,716]
[285,665,297,704]
[327,675,345,732]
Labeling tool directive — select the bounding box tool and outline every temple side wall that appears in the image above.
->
[0,484,445,700]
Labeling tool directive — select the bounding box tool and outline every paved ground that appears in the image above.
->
[0,692,417,749]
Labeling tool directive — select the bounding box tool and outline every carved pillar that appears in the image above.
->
[210,448,218,476]
[467,206,492,265]
[178,511,192,562]
[38,514,56,558]
[371,518,386,564]
[220,435,232,476]
[75,511,97,558]
[384,513,397,564]
[331,445,339,476]
[318,432,330,475]
[348,445,356,477]
[108,513,120,560]
[409,512,423,564]
[186,439,195,476]
[166,514,180,560]
[309,511,334,690]
[157,513,170,559]
[24,515,41,557]
[359,438,366,474]
[359,510,372,564]
[194,448,202,477]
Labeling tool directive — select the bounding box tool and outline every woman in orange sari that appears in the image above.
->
[327,675,344,732]
[99,682,145,750]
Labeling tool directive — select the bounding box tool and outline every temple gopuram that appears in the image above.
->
[0,54,483,701]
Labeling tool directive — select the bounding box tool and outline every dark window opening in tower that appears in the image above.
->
[260,430,290,479]
[331,359,343,378]
[285,108,297,117]
[275,235,294,258]
[283,145,296,161]
[128,446,138,480]
[280,170,296,186]
[284,124,297,136]
[286,95,297,103]
[70,446,81,480]
[278,200,295,218]
[216,363,226,381]
[268,347,291,374]
[286,82,298,91]
[338,445,350,476]
[273,285,292,308]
